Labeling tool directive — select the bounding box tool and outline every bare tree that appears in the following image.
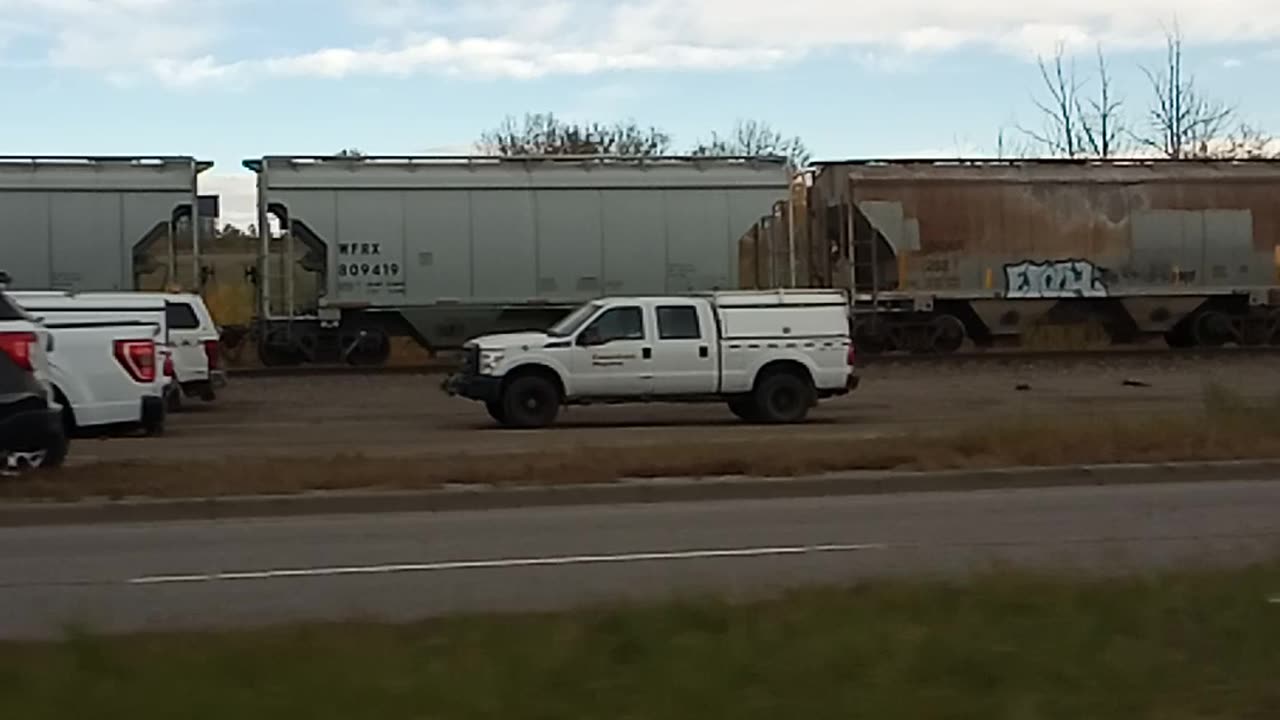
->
[476,113,672,156]
[995,124,1035,159]
[1137,23,1235,158]
[1077,45,1126,158]
[691,119,810,168]
[1018,42,1086,158]
[1203,123,1280,159]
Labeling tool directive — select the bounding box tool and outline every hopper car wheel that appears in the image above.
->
[1192,311,1234,347]
[346,329,392,367]
[927,315,966,354]
[851,319,889,355]
[1240,309,1272,347]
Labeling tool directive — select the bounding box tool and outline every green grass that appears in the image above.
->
[2,562,1280,719]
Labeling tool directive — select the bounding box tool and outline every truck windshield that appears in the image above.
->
[547,302,602,337]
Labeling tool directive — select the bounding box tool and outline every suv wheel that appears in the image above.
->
[753,371,815,424]
[501,375,560,428]
[4,424,69,472]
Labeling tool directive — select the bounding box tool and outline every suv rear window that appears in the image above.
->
[166,302,200,330]
[0,293,23,321]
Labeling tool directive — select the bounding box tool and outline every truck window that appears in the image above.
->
[166,302,200,330]
[656,306,701,340]
[583,306,644,343]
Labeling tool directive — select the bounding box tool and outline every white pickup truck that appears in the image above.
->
[444,289,858,428]
[8,291,167,437]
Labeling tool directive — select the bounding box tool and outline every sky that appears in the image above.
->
[3,0,1280,227]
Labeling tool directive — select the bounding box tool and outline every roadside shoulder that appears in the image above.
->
[3,458,1279,528]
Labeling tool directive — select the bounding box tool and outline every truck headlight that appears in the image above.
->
[479,350,504,374]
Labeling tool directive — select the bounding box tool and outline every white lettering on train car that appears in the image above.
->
[1003,259,1109,298]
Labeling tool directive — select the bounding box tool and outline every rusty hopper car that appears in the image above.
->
[245,155,792,365]
[790,159,1280,353]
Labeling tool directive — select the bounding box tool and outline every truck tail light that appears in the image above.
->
[114,339,157,383]
[163,352,175,378]
[203,339,220,370]
[0,331,36,371]
[846,342,856,367]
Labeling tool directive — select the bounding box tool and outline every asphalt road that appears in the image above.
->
[2,478,1279,639]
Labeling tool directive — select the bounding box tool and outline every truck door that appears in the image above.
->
[571,304,653,396]
[650,301,718,395]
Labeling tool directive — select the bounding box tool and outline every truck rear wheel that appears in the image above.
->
[752,371,815,424]
[500,375,560,429]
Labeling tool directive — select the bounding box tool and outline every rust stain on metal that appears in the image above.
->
[806,160,1280,294]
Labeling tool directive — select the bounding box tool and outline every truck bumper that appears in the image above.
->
[182,373,225,401]
[442,373,503,404]
[820,373,860,399]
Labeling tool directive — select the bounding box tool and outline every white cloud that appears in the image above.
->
[199,172,256,229]
[7,0,1280,87]
[0,0,228,81]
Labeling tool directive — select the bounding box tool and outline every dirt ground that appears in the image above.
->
[61,355,1280,467]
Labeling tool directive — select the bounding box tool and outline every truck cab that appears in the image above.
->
[445,289,857,428]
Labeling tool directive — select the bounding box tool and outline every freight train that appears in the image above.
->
[2,155,1279,364]
[745,159,1280,353]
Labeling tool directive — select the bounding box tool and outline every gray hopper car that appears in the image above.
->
[0,156,209,292]
[768,159,1280,353]
[245,155,793,365]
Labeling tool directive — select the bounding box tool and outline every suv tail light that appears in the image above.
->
[0,331,36,371]
[114,339,157,383]
[163,351,175,378]
[846,342,856,367]
[203,339,220,370]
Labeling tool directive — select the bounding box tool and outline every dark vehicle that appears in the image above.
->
[0,282,68,470]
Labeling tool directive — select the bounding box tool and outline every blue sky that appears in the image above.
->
[3,0,1280,226]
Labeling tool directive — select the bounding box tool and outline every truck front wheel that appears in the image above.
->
[752,371,815,424]
[485,399,507,424]
[726,396,758,422]
[500,375,561,429]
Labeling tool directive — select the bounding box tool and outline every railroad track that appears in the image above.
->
[224,345,1280,378]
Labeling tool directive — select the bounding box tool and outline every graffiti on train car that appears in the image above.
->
[1003,259,1110,299]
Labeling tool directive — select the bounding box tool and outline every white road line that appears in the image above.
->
[127,543,889,585]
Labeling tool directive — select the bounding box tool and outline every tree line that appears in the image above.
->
[336,117,810,168]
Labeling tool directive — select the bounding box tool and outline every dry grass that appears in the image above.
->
[5,383,1279,502]
[1021,319,1113,350]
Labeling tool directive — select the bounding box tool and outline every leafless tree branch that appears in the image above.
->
[1135,21,1237,158]
[690,119,811,168]
[476,113,673,156]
